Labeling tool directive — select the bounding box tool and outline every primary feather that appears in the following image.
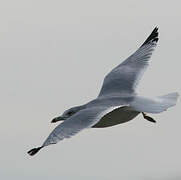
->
[98,27,158,97]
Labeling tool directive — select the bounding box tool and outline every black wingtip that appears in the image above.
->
[27,146,43,156]
[141,27,159,47]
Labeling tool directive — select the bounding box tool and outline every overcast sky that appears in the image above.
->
[0,0,181,179]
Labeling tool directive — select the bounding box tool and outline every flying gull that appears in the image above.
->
[28,27,179,156]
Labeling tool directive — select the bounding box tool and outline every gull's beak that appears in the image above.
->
[51,116,66,123]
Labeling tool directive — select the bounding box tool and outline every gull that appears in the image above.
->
[28,27,179,156]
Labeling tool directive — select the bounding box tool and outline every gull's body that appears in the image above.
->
[28,27,179,156]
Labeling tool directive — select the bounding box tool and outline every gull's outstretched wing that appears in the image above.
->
[27,106,121,156]
[98,27,159,97]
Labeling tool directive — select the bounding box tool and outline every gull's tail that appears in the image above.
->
[130,92,179,113]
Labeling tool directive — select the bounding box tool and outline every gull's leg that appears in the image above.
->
[142,112,156,123]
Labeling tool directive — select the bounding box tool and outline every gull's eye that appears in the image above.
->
[67,111,73,116]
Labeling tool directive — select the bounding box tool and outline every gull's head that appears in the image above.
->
[51,105,86,123]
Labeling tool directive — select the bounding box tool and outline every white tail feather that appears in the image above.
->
[130,92,179,113]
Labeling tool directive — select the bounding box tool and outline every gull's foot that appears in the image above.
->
[142,112,156,123]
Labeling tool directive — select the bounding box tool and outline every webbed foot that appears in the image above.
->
[142,112,156,123]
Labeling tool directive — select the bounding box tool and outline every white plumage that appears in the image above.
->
[28,27,179,156]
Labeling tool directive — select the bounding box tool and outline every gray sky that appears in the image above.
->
[0,0,181,179]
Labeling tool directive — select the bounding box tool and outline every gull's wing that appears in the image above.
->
[27,106,121,156]
[98,27,159,97]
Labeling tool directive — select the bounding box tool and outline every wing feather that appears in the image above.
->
[42,106,120,147]
[98,27,159,97]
